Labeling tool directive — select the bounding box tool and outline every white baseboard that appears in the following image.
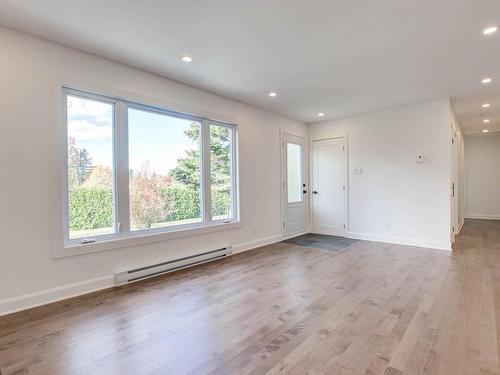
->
[0,234,288,317]
[347,232,452,251]
[464,214,500,220]
[0,275,115,316]
[282,231,307,241]
[232,234,284,254]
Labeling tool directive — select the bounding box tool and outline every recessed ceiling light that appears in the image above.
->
[269,92,277,97]
[481,77,493,84]
[483,26,498,35]
[482,129,489,133]
[483,119,491,123]
[318,112,325,117]
[181,55,193,63]
[482,103,491,108]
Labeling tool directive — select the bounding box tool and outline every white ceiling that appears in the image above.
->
[452,93,500,136]
[0,0,499,124]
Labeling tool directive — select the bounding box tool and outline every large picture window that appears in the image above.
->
[63,88,238,246]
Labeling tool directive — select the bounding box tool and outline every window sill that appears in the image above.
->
[54,221,241,259]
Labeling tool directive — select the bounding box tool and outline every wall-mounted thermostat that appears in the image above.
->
[416,154,425,164]
[353,167,363,175]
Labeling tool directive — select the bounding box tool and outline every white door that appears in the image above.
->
[282,134,307,236]
[312,138,346,236]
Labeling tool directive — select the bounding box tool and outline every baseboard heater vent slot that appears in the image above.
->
[115,246,232,286]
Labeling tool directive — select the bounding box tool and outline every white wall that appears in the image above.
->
[464,134,500,220]
[309,100,452,250]
[0,27,307,315]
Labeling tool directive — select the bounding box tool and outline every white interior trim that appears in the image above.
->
[232,234,285,254]
[55,221,242,259]
[347,232,452,251]
[282,231,308,241]
[0,275,115,317]
[464,214,500,220]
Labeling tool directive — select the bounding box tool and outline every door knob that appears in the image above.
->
[313,190,319,195]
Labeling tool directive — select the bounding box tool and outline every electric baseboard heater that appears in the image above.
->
[115,246,233,286]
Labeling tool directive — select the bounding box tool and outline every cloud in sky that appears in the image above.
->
[67,95,200,175]
[68,119,112,141]
[67,95,113,142]
[68,95,112,119]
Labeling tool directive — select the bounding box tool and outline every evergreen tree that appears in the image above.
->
[169,123,231,188]
[68,137,93,187]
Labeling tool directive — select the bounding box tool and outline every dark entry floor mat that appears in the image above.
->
[283,233,359,252]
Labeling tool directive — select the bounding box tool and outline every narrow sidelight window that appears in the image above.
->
[210,123,235,221]
[65,94,116,240]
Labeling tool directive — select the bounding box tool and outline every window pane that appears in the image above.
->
[128,108,202,230]
[66,95,115,239]
[210,124,233,220]
[287,143,302,203]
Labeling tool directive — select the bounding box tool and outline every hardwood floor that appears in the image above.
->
[1,219,499,375]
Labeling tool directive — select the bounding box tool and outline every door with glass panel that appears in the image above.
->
[282,133,307,236]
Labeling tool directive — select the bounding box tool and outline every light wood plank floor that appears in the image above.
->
[1,219,500,375]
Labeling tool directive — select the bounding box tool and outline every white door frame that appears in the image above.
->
[309,135,349,237]
[450,126,459,243]
[280,130,308,238]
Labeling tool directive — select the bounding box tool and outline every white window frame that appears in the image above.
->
[62,87,239,249]
[208,121,238,224]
